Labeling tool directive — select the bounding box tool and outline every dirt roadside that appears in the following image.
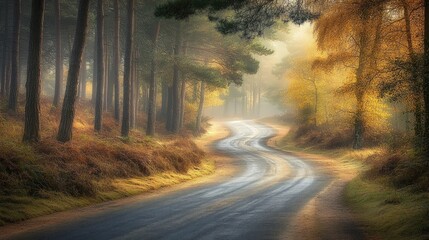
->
[0,122,237,239]
[262,121,367,240]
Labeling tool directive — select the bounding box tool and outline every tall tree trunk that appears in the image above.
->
[107,56,113,111]
[94,0,104,132]
[179,78,186,128]
[1,0,10,98]
[403,0,423,147]
[178,40,187,129]
[92,34,97,105]
[352,9,371,149]
[242,92,246,117]
[121,0,134,137]
[57,0,90,142]
[134,60,139,128]
[5,61,11,97]
[130,52,135,129]
[192,80,198,103]
[8,0,20,112]
[113,0,120,122]
[423,0,429,157]
[195,81,205,134]
[147,21,161,136]
[170,22,182,133]
[160,81,168,120]
[52,0,62,108]
[80,47,87,99]
[166,86,173,131]
[134,59,139,128]
[23,0,45,143]
[312,80,318,126]
[104,46,109,112]
[0,0,7,97]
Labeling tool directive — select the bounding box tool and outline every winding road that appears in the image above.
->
[10,120,340,240]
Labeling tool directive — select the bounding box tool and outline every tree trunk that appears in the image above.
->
[403,0,423,147]
[1,0,10,98]
[0,0,7,97]
[423,0,429,157]
[192,80,198,103]
[57,0,90,142]
[166,86,173,131]
[353,92,365,149]
[104,46,109,112]
[113,0,120,122]
[160,81,168,120]
[170,22,182,133]
[5,61,10,97]
[242,93,246,117]
[179,76,186,128]
[130,53,135,129]
[312,80,318,126]
[178,40,187,129]
[52,0,62,108]
[134,61,139,128]
[23,0,45,143]
[94,0,104,132]
[195,81,205,134]
[80,47,87,99]
[92,33,97,105]
[147,21,161,136]
[352,9,371,149]
[107,56,113,111]
[121,0,134,137]
[8,0,20,112]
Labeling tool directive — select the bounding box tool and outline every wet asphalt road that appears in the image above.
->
[10,120,331,240]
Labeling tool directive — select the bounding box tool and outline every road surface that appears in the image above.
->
[9,120,352,240]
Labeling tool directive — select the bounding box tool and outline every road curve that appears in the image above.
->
[10,120,331,240]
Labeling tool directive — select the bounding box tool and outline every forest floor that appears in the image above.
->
[262,118,429,240]
[0,98,231,227]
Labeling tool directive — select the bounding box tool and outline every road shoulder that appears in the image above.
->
[261,121,367,240]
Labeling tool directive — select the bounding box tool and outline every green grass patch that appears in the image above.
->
[346,177,429,240]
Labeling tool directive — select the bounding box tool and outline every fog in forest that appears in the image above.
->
[1,1,429,239]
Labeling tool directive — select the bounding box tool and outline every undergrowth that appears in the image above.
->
[278,119,429,239]
[0,98,212,226]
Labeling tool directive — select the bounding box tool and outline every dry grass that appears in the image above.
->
[0,97,212,226]
[275,119,429,239]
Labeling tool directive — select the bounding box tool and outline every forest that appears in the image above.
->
[0,0,428,239]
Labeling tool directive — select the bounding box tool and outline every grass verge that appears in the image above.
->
[274,121,429,240]
[346,177,429,240]
[0,98,215,226]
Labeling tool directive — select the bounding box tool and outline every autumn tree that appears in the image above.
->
[314,0,386,149]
